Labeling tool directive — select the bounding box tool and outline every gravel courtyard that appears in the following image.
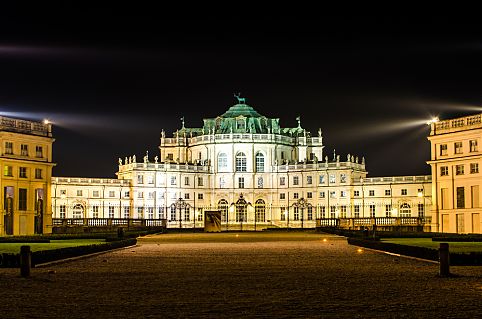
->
[0,232,481,318]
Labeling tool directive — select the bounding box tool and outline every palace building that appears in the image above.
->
[0,116,55,235]
[427,113,482,234]
[51,101,432,231]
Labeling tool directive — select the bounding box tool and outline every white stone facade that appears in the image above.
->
[51,102,432,229]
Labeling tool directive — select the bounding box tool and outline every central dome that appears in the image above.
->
[220,103,263,118]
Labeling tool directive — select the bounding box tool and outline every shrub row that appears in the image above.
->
[31,238,137,266]
[0,237,50,243]
[347,237,482,265]
[0,253,20,267]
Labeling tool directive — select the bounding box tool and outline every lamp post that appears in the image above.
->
[234,194,250,231]
[292,198,311,229]
[172,197,190,229]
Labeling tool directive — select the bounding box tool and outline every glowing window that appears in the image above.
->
[235,152,247,172]
[218,153,228,170]
[255,152,264,172]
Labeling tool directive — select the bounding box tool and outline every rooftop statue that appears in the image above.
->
[234,92,246,104]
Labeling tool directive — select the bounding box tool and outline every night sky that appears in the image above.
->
[2,9,482,178]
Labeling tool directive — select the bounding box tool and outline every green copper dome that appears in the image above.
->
[220,103,263,118]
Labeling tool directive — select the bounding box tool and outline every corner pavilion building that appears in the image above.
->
[52,101,432,230]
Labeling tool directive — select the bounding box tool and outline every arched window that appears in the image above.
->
[236,196,248,222]
[399,203,411,217]
[255,152,264,172]
[72,204,84,219]
[218,153,228,171]
[235,152,247,172]
[255,199,265,222]
[218,199,228,222]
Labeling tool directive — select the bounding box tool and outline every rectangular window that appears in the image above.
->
[149,192,155,199]
[470,163,479,174]
[197,177,203,186]
[197,209,203,221]
[440,166,449,176]
[137,207,144,219]
[329,174,336,184]
[257,177,263,188]
[293,192,299,199]
[147,175,154,184]
[184,193,190,199]
[19,188,27,211]
[456,164,465,175]
[21,144,28,156]
[456,187,465,209]
[198,193,203,200]
[293,207,299,221]
[148,207,154,219]
[329,191,336,198]
[280,193,285,200]
[319,175,325,184]
[279,177,285,186]
[281,151,285,160]
[124,191,130,198]
[280,207,286,221]
[385,204,392,217]
[319,191,325,198]
[170,206,176,221]
[219,177,225,188]
[470,140,478,152]
[330,206,336,218]
[369,204,376,217]
[167,153,174,161]
[307,176,312,185]
[340,174,347,183]
[293,176,299,185]
[138,192,144,199]
[238,177,244,189]
[19,167,27,178]
[5,142,13,154]
[369,190,375,196]
[307,206,313,220]
[184,207,190,221]
[171,176,176,185]
[35,168,42,179]
[36,146,43,158]
[320,206,326,218]
[454,142,463,154]
[354,205,360,218]
[93,190,99,197]
[137,175,144,184]
[440,144,448,156]
[471,185,479,208]
[60,205,66,219]
[441,188,448,209]
[385,189,391,196]
[158,206,165,219]
[109,191,115,197]
[92,205,99,218]
[354,190,360,197]
[4,165,13,177]
[184,176,190,186]
[77,190,83,196]
[401,189,408,196]
[123,206,130,219]
[340,191,346,198]
[340,205,347,218]
[457,214,465,233]
[418,203,424,218]
[307,192,312,199]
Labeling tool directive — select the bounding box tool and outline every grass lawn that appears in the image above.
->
[381,238,482,253]
[0,239,106,254]
[139,231,340,244]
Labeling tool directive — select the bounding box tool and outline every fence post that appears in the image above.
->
[439,243,450,277]
[20,245,31,277]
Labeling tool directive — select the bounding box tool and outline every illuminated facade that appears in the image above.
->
[51,102,432,230]
[0,116,55,235]
[428,113,481,234]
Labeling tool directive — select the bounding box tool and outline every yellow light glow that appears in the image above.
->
[43,119,50,125]
[357,248,363,253]
[235,234,239,238]
[417,192,423,197]
[426,117,439,125]
[323,238,327,242]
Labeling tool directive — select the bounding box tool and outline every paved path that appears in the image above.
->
[1,232,481,318]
